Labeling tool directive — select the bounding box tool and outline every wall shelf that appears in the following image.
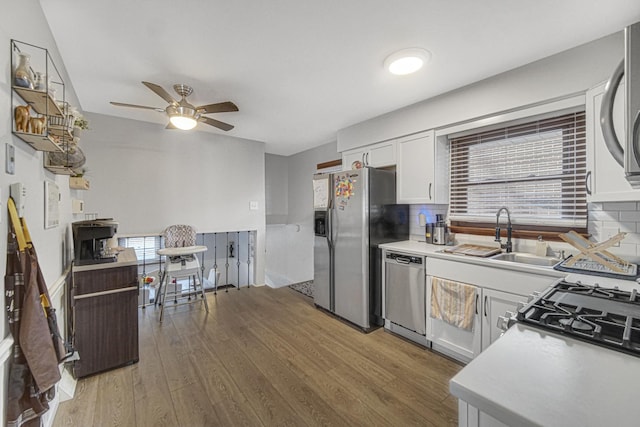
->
[48,125,73,140]
[69,177,90,190]
[44,164,75,175]
[11,40,87,176]
[12,86,63,117]
[13,131,63,152]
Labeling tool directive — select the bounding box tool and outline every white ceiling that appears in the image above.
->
[40,0,640,156]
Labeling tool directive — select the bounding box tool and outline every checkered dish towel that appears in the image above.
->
[430,277,476,331]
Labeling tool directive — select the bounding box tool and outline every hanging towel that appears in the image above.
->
[430,277,476,331]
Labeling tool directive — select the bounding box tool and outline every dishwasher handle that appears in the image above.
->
[385,252,424,265]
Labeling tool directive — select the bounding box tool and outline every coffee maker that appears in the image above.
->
[72,219,119,265]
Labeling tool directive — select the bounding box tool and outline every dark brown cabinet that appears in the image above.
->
[70,262,139,378]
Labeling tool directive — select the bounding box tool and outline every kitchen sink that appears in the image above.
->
[490,252,561,267]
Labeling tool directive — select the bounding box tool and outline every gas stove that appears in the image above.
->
[501,280,640,357]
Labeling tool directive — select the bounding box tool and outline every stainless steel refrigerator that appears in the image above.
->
[313,167,409,331]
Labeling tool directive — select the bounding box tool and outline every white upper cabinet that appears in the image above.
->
[586,81,640,201]
[341,140,396,170]
[396,130,448,204]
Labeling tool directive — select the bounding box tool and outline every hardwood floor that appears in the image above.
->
[54,286,462,427]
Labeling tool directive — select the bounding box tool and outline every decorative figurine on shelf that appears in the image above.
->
[14,105,31,133]
[30,116,46,135]
[33,72,46,91]
[13,52,34,89]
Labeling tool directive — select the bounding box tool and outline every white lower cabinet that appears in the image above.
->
[481,288,524,351]
[426,276,482,363]
[425,256,561,364]
[459,402,509,427]
[426,279,527,363]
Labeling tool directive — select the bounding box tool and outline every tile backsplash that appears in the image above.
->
[408,202,640,260]
[588,202,640,258]
[409,204,448,240]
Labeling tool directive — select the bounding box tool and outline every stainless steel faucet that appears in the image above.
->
[495,207,513,253]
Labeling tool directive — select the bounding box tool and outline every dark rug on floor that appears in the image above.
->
[289,280,313,298]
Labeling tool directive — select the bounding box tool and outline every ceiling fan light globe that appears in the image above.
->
[170,115,198,130]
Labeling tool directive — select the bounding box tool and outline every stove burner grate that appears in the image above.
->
[518,281,640,357]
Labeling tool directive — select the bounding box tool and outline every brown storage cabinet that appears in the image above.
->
[70,264,139,378]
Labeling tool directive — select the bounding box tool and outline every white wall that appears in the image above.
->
[1,2,82,425]
[81,112,266,284]
[264,141,338,286]
[265,153,288,224]
[338,31,623,151]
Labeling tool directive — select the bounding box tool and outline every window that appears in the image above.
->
[449,111,587,232]
[117,235,162,265]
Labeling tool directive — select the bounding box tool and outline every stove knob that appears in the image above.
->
[517,301,526,311]
[527,291,540,302]
[497,315,510,331]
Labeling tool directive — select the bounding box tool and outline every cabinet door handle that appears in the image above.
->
[475,294,479,315]
[484,295,488,317]
[585,170,592,195]
[428,182,432,200]
[73,286,138,300]
[366,152,370,165]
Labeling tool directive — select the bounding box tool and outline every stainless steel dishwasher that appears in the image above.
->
[384,252,426,337]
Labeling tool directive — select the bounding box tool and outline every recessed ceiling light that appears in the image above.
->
[384,48,431,76]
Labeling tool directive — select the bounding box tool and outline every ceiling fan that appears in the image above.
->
[110,81,238,131]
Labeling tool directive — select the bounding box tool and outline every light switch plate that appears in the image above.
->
[250,201,258,210]
[6,143,15,174]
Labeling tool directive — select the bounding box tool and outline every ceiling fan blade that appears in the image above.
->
[110,101,165,112]
[142,81,178,105]
[200,116,234,131]
[196,101,239,114]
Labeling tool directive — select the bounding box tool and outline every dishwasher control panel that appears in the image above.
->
[385,252,423,264]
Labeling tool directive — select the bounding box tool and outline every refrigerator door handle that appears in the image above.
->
[74,286,138,300]
[330,206,338,246]
[326,207,333,247]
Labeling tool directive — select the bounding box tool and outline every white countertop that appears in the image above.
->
[73,247,138,272]
[379,240,444,255]
[450,323,640,427]
[379,240,565,277]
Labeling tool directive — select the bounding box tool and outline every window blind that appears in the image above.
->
[117,235,162,263]
[449,111,587,228]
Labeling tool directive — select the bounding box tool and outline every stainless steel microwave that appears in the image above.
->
[601,21,640,187]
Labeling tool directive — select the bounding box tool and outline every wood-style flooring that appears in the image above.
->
[54,286,462,427]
